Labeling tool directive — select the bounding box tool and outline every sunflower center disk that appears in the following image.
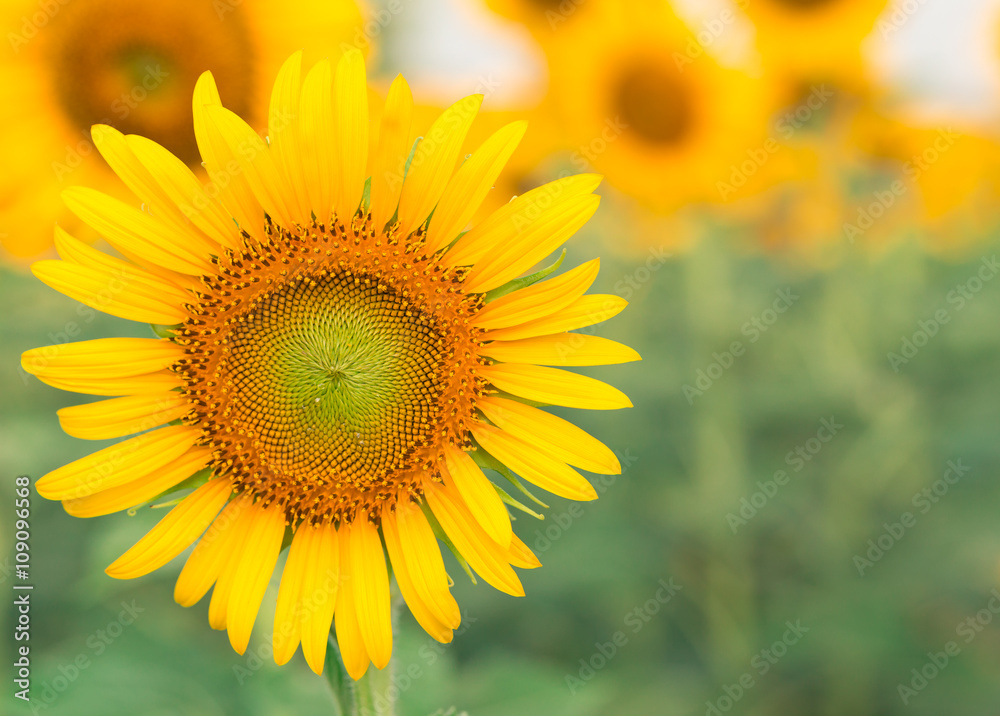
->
[613,62,693,147]
[226,274,444,488]
[177,217,485,525]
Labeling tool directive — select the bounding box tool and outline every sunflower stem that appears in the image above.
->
[324,635,352,716]
[324,592,404,716]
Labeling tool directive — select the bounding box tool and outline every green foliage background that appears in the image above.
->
[3,221,1000,715]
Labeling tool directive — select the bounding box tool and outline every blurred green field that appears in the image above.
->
[3,226,1000,715]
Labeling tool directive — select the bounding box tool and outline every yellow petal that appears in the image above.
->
[443,446,511,547]
[36,425,200,501]
[174,496,250,607]
[507,533,541,570]
[464,193,600,294]
[58,392,190,440]
[445,174,602,269]
[483,294,628,342]
[472,259,600,330]
[471,422,598,501]
[392,497,461,629]
[483,333,641,367]
[268,51,310,225]
[54,226,197,295]
[31,259,188,326]
[481,363,632,410]
[126,134,239,252]
[478,396,620,475]
[193,71,264,234]
[396,94,483,237]
[424,481,524,597]
[32,370,181,397]
[425,120,527,254]
[63,447,213,518]
[91,125,218,253]
[62,187,214,276]
[21,338,182,396]
[273,526,309,665]
[334,49,369,219]
[370,75,414,230]
[204,106,294,229]
[350,516,392,670]
[382,506,455,643]
[208,499,257,630]
[299,522,340,675]
[105,477,231,579]
[300,60,336,222]
[227,503,286,655]
[21,338,181,378]
[335,533,371,680]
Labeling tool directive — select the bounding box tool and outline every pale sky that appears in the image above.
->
[381,0,1000,128]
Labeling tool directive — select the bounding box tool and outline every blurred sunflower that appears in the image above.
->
[0,0,367,259]
[849,107,1000,247]
[542,0,786,213]
[22,50,637,679]
[741,0,888,91]
[482,0,602,38]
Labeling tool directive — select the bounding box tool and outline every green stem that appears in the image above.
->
[323,591,403,716]
[354,670,380,716]
[324,636,352,716]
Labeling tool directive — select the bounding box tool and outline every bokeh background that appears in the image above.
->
[4,0,1000,714]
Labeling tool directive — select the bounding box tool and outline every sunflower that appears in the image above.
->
[541,1,784,213]
[741,0,889,91]
[0,0,367,259]
[848,107,1000,247]
[481,0,598,37]
[22,49,638,679]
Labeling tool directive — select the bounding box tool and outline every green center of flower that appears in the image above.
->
[177,217,485,525]
[223,271,445,487]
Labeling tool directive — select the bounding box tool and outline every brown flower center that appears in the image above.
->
[174,214,486,526]
[613,61,694,147]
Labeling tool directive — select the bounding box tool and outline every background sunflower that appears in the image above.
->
[0,0,369,259]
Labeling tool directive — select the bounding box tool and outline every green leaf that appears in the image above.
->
[483,248,566,303]
[142,467,214,510]
[360,176,372,213]
[149,323,180,338]
[493,482,545,520]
